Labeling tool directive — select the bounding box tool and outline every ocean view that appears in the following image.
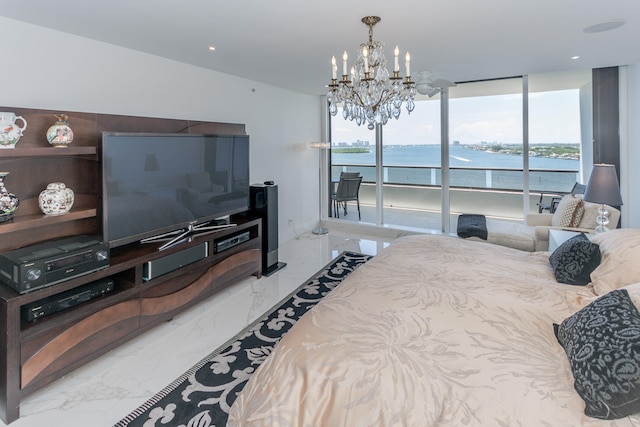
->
[332,144,581,192]
[332,144,580,170]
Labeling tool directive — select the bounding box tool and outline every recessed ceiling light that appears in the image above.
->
[571,55,580,60]
[583,20,625,34]
[208,46,216,51]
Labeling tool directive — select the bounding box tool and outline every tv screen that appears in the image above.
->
[101,132,250,248]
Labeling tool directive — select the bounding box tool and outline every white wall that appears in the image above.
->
[0,17,321,243]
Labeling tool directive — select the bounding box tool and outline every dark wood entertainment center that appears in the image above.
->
[0,107,262,424]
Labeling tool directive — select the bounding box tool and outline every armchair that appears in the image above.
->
[526,197,620,251]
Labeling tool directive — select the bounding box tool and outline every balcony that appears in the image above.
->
[329,164,580,231]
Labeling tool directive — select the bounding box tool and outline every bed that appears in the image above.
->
[228,228,640,426]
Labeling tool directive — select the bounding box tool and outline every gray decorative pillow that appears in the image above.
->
[554,289,640,419]
[549,233,601,285]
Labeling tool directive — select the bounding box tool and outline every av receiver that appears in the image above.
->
[0,235,110,294]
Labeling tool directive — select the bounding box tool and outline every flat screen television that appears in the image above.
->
[101,132,250,249]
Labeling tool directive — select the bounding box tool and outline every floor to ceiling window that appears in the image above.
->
[329,115,374,220]
[378,97,441,229]
[448,77,524,220]
[528,70,590,213]
[328,70,591,231]
[329,96,441,228]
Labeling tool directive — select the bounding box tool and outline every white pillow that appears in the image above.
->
[590,228,640,296]
[567,282,640,314]
[551,194,584,228]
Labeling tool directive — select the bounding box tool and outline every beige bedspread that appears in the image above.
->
[228,234,640,426]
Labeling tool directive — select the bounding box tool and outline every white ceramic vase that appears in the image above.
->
[46,114,74,147]
[0,112,27,149]
[39,182,74,215]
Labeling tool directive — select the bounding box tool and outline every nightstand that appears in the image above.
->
[548,229,593,252]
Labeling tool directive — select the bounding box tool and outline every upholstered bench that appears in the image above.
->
[458,215,537,252]
[466,218,536,252]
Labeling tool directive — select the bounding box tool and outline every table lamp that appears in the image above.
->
[583,163,623,232]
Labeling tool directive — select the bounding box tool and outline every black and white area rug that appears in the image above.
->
[115,251,372,427]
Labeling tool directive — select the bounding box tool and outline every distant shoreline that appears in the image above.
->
[465,143,580,160]
[332,147,370,154]
[332,143,580,160]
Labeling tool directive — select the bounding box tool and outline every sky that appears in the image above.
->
[331,88,582,146]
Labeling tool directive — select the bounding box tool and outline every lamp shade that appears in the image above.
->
[583,164,623,206]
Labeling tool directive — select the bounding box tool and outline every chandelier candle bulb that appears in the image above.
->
[394,46,399,72]
[331,56,337,79]
[405,52,411,76]
[342,51,348,76]
[363,46,368,71]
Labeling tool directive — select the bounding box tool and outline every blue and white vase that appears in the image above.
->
[0,172,19,222]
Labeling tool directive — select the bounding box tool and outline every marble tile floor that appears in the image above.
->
[3,228,397,427]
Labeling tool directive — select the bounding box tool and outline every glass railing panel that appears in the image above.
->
[529,170,580,193]
[330,163,579,223]
[385,166,438,186]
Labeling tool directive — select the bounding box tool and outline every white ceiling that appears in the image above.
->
[2,0,639,95]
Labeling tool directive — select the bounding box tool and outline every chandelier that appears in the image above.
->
[327,16,416,130]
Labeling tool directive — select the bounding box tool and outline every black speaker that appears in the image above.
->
[250,182,286,276]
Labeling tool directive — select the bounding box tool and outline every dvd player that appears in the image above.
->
[21,278,114,322]
[214,231,250,253]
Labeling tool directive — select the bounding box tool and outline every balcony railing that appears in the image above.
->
[332,164,579,193]
[330,164,580,224]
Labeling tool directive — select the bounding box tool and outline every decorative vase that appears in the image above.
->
[39,182,74,215]
[0,172,19,222]
[46,114,74,147]
[0,112,28,149]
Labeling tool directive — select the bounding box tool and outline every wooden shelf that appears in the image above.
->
[0,147,97,158]
[0,208,97,234]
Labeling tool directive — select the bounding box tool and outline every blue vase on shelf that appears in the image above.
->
[0,172,19,223]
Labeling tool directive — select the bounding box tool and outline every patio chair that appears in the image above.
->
[537,182,586,213]
[332,176,362,219]
[331,172,361,213]
[339,172,360,179]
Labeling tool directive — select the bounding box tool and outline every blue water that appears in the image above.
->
[332,144,579,170]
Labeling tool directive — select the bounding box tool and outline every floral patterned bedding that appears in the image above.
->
[228,233,640,426]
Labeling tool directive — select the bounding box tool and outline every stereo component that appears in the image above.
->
[214,231,250,253]
[0,235,110,294]
[143,242,208,281]
[21,278,114,322]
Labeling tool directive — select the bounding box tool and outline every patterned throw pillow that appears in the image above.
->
[554,289,640,419]
[549,233,601,285]
[551,194,585,228]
